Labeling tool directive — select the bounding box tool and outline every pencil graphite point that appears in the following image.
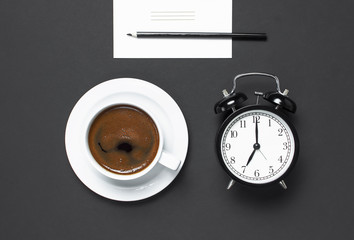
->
[126,32,137,38]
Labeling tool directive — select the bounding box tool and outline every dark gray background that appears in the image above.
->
[1,0,353,239]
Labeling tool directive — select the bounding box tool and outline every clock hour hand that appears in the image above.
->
[246,141,261,166]
[246,149,256,166]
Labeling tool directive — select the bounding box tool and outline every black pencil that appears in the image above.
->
[127,31,267,40]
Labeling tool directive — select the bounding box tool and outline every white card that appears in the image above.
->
[113,0,233,58]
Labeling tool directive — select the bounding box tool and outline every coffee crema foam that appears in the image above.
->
[88,105,159,175]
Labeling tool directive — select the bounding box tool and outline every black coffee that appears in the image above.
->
[88,105,159,175]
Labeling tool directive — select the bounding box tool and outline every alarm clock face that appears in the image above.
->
[217,105,299,185]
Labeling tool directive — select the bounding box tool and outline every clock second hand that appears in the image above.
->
[258,149,268,161]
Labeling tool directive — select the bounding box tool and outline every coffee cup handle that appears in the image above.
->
[158,152,181,171]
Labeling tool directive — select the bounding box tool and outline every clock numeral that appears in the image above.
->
[253,116,260,123]
[269,119,272,127]
[240,120,246,128]
[278,128,284,136]
[230,130,238,138]
[225,143,231,151]
[269,166,274,174]
[283,142,288,150]
[278,156,283,163]
[254,170,260,177]
[230,156,236,164]
[241,166,246,173]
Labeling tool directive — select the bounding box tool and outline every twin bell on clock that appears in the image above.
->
[214,72,299,190]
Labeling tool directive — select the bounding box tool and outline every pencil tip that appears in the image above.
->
[127,32,137,38]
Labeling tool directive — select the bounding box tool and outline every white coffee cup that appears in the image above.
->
[83,102,181,181]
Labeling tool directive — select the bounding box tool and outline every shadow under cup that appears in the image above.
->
[88,104,161,179]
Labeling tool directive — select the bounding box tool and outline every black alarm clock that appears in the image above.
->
[214,72,299,189]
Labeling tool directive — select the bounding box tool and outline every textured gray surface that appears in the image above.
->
[1,0,354,239]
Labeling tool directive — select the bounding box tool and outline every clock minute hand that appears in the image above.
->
[255,118,259,144]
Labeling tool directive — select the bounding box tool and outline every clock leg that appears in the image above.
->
[227,179,236,190]
[279,180,287,190]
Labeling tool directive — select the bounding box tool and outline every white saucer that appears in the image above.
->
[65,78,188,201]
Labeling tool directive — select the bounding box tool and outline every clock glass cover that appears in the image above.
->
[219,106,297,185]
